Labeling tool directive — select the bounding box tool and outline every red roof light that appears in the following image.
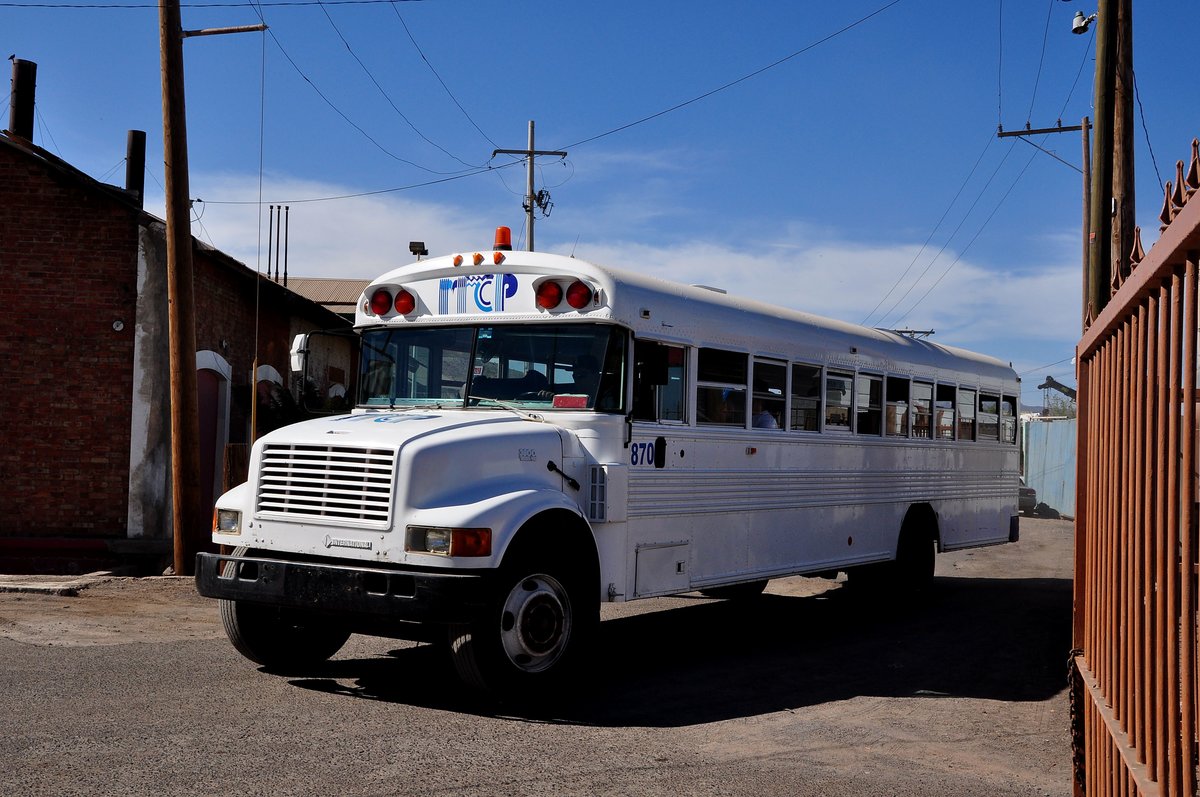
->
[394,289,415,315]
[536,281,563,309]
[565,280,593,310]
[370,289,392,315]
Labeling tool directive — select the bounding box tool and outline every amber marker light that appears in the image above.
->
[493,226,513,251]
[473,252,485,266]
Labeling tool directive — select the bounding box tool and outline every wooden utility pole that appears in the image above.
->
[158,0,203,576]
[1086,0,1117,323]
[1110,0,1135,289]
[493,121,566,252]
[158,0,264,575]
[1082,117,1091,333]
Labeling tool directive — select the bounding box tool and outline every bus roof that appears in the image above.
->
[359,248,1018,389]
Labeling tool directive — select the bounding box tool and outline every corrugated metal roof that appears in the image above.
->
[286,277,370,315]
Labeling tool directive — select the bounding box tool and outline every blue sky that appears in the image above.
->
[7,0,1199,407]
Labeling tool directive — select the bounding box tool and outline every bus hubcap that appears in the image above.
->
[499,574,572,672]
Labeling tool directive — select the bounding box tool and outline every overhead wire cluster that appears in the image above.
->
[861,0,1097,337]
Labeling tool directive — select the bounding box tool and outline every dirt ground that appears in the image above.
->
[0,518,1075,796]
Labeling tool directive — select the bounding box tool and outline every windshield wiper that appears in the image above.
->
[465,396,544,422]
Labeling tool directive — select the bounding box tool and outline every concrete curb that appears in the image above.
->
[0,571,116,596]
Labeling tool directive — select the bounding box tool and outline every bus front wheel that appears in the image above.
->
[219,598,351,670]
[447,552,597,694]
[217,547,350,670]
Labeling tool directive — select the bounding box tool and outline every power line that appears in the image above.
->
[0,1,423,7]
[195,159,521,204]
[315,0,481,169]
[557,0,903,151]
[1133,70,1163,188]
[861,131,995,327]
[875,141,1018,329]
[389,3,497,150]
[1019,356,1075,376]
[891,145,1040,327]
[1024,0,1055,125]
[248,6,474,176]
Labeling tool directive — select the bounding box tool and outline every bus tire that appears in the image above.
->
[699,579,769,600]
[219,598,351,670]
[218,548,350,670]
[447,549,598,695]
[847,510,936,599]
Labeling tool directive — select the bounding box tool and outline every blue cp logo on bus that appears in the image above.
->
[439,274,518,313]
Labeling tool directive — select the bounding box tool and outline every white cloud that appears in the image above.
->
[166,170,1081,379]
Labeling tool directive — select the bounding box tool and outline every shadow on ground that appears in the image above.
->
[286,574,1071,727]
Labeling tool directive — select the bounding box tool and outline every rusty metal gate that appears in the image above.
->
[1074,139,1200,796]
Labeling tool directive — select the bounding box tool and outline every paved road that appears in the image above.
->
[0,518,1073,796]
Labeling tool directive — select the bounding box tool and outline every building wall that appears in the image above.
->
[0,144,140,538]
[0,139,353,565]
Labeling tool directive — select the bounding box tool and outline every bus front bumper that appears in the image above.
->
[194,552,489,624]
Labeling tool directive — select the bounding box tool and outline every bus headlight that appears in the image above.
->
[215,509,241,535]
[406,526,491,557]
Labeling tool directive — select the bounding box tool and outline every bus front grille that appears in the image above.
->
[255,444,396,528]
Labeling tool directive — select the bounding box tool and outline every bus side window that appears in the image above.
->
[957,388,977,440]
[790,363,822,432]
[825,371,853,431]
[856,374,883,436]
[912,381,933,439]
[697,348,747,426]
[978,393,1001,440]
[886,376,909,437]
[1001,395,1018,443]
[935,384,956,440]
[633,341,686,422]
[751,360,786,430]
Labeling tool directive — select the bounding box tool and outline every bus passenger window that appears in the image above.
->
[825,371,853,431]
[697,349,747,426]
[886,377,909,437]
[912,382,933,438]
[633,341,686,422]
[791,364,822,431]
[856,374,883,436]
[1001,395,1018,443]
[958,388,976,440]
[935,384,956,440]
[751,360,785,430]
[978,394,1000,440]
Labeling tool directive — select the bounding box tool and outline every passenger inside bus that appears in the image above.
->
[752,395,780,428]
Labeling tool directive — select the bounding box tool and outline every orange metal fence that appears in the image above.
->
[1074,140,1200,796]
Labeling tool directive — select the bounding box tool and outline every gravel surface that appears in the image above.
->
[0,517,1074,796]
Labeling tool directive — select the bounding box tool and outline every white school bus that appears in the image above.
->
[196,227,1021,694]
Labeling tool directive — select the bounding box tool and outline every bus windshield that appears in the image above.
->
[358,323,627,412]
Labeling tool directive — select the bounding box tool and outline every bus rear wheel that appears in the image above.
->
[847,525,936,599]
[447,553,597,695]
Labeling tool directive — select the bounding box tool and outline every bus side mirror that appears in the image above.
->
[290,334,309,374]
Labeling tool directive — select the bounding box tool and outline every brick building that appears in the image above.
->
[0,123,352,573]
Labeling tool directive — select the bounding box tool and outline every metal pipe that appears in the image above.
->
[8,58,36,140]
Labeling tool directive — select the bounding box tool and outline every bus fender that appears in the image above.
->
[405,488,594,565]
